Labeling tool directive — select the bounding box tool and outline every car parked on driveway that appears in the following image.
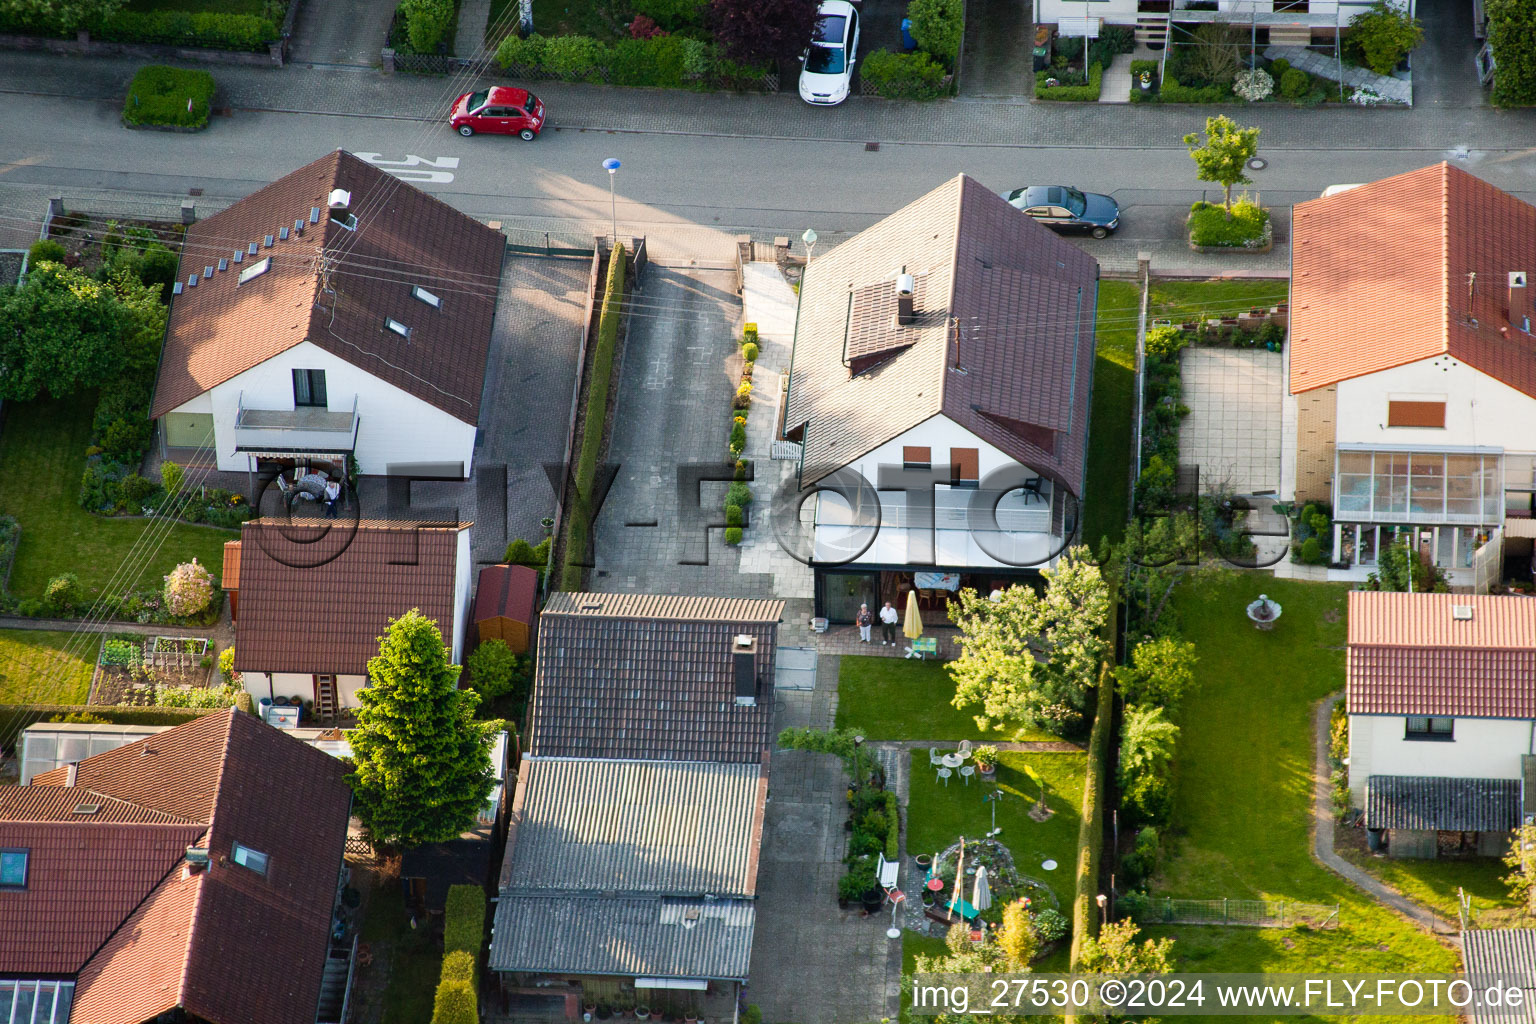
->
[799,0,860,106]
[1003,185,1119,238]
[451,86,545,140]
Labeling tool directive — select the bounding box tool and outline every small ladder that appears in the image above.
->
[315,676,338,723]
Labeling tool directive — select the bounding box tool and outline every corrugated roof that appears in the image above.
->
[1363,774,1521,832]
[505,759,766,896]
[472,563,538,625]
[1290,162,1536,397]
[8,710,353,1024]
[233,518,466,676]
[488,894,755,980]
[784,174,1098,497]
[1465,929,1536,1024]
[1346,592,1536,717]
[526,604,779,763]
[151,149,505,423]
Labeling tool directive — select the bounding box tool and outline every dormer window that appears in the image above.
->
[0,849,28,889]
[385,318,412,339]
[232,842,269,875]
[411,286,442,309]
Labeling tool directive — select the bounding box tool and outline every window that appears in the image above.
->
[0,850,27,889]
[466,89,489,111]
[1405,716,1454,741]
[902,446,931,469]
[292,369,327,408]
[1387,400,1446,428]
[232,842,269,875]
[236,256,271,285]
[411,285,441,309]
[384,318,412,339]
[950,448,979,488]
[524,93,540,114]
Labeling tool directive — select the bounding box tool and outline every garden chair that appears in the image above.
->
[959,765,975,786]
[929,747,943,767]
[936,767,952,786]
[958,740,972,759]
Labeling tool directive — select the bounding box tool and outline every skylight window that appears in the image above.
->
[411,286,442,309]
[237,257,271,286]
[384,318,412,339]
[232,842,269,875]
[0,849,28,889]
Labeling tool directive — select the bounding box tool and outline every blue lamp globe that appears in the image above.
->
[602,158,621,172]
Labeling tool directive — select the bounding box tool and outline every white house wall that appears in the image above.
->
[1347,713,1535,802]
[1334,358,1536,453]
[450,527,473,664]
[1033,0,1377,27]
[172,340,477,476]
[241,671,369,710]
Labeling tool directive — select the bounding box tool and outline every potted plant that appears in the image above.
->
[596,1007,613,1021]
[974,745,998,779]
[861,887,885,914]
[914,852,932,873]
[636,1007,651,1021]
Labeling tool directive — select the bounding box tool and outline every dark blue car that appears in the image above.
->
[1003,185,1120,239]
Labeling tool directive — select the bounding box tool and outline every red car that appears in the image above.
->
[450,86,545,140]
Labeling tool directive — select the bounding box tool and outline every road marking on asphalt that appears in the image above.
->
[352,153,461,184]
[644,357,672,390]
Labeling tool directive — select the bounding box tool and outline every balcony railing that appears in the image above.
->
[234,392,360,455]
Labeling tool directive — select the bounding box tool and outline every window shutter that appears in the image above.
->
[903,446,931,467]
[950,447,979,485]
[1386,400,1445,428]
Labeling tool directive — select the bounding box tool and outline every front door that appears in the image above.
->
[164,412,214,448]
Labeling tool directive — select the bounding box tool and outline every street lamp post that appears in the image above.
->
[802,227,818,263]
[602,158,621,244]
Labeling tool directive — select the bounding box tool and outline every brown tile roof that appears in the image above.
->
[1346,592,1536,717]
[221,539,241,590]
[473,563,538,625]
[233,518,467,676]
[785,174,1099,497]
[1290,163,1536,397]
[5,710,351,1024]
[527,593,783,762]
[151,149,505,423]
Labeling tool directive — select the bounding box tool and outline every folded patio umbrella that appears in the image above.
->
[904,590,923,640]
[972,865,992,914]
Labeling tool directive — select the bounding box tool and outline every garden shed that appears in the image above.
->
[473,564,538,652]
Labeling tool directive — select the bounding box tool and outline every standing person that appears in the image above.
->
[856,603,873,644]
[879,601,899,646]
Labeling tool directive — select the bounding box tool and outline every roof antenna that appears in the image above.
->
[948,317,967,375]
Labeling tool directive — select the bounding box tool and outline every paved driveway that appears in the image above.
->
[289,0,397,67]
[1178,348,1283,496]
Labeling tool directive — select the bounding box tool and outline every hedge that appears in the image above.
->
[399,0,455,53]
[122,65,216,129]
[432,979,478,1024]
[97,11,278,51]
[1035,62,1102,101]
[443,884,487,957]
[859,49,948,99]
[1158,74,1232,104]
[559,245,626,591]
[495,32,755,90]
[1069,595,1117,969]
[0,704,215,756]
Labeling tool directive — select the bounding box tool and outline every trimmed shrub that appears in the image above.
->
[441,949,476,984]
[44,573,81,612]
[503,538,536,565]
[859,48,948,99]
[122,65,217,129]
[725,526,743,545]
[98,11,278,50]
[1034,906,1069,942]
[444,884,487,957]
[466,639,520,701]
[1035,62,1104,101]
[1159,74,1231,103]
[28,239,65,266]
[431,978,478,1024]
[494,31,548,67]
[1187,198,1272,249]
[160,460,185,495]
[546,34,609,81]
[1279,66,1310,99]
[399,0,455,53]
[725,503,743,527]
[120,473,157,505]
[907,0,962,65]
[726,481,752,506]
[218,646,239,683]
[234,689,255,714]
[741,340,759,362]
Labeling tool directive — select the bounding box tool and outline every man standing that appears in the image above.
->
[879,601,899,646]
[856,603,873,644]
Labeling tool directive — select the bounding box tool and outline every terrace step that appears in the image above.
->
[1134,13,1169,46]
[1268,23,1312,45]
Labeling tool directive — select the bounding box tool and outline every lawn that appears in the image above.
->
[0,398,233,603]
[359,879,441,1024]
[0,630,94,705]
[1082,279,1138,550]
[906,750,1085,914]
[1338,848,1525,927]
[837,656,1056,743]
[1147,278,1289,323]
[1147,574,1457,990]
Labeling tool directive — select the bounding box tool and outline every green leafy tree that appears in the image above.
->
[44,573,81,612]
[949,547,1110,735]
[1114,636,1199,715]
[431,978,478,1024]
[1080,920,1175,1022]
[1118,705,1180,823]
[907,0,962,65]
[997,900,1039,968]
[162,558,214,617]
[348,610,494,849]
[907,929,1032,1024]
[1503,823,1536,913]
[1349,0,1423,75]
[1489,0,1536,106]
[0,0,127,31]
[465,638,524,702]
[0,263,133,401]
[1182,115,1261,219]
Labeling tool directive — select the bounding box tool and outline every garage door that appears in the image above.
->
[164,412,214,448]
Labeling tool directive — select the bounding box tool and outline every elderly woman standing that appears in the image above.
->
[856,603,873,644]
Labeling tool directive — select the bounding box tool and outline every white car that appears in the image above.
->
[798,0,860,106]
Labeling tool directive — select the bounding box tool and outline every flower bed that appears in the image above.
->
[1035,61,1102,101]
[1186,198,1272,251]
[723,324,757,547]
[92,632,220,705]
[494,31,773,90]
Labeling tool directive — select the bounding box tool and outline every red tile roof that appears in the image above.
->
[233,518,467,676]
[151,149,505,424]
[473,563,538,625]
[4,710,352,1024]
[1346,592,1536,717]
[1291,163,1536,397]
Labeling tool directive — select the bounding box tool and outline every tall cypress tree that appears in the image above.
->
[348,609,492,849]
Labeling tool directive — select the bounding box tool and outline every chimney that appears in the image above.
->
[732,634,758,706]
[327,188,352,225]
[65,762,77,787]
[895,272,915,326]
[185,847,210,874]
[1509,271,1527,324]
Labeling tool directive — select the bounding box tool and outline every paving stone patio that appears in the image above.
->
[1178,347,1284,497]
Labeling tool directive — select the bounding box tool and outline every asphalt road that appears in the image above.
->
[4,87,1535,262]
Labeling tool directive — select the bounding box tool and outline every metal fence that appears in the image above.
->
[1130,898,1340,929]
